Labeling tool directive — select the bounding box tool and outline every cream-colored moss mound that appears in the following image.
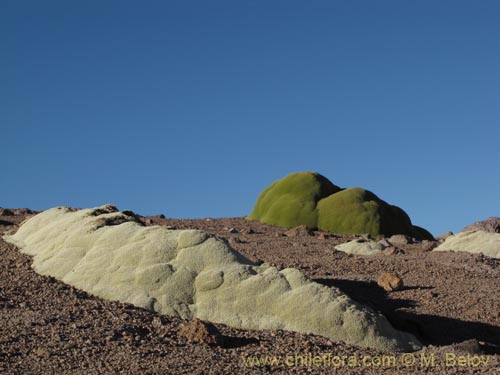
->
[335,239,385,256]
[434,230,500,259]
[4,205,421,352]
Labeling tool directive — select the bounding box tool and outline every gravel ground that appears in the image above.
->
[1,210,499,374]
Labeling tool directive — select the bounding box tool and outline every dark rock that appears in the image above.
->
[0,208,14,216]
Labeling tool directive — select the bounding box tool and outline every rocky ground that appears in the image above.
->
[1,209,499,374]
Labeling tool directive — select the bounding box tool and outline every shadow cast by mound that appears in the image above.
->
[314,278,500,354]
[220,336,260,349]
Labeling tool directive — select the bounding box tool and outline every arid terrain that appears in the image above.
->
[1,209,499,374]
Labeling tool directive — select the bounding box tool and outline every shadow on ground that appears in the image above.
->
[314,278,500,354]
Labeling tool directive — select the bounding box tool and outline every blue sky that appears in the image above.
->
[2,1,499,236]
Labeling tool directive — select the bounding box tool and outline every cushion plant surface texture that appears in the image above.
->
[248,172,433,240]
[434,230,500,259]
[4,205,421,352]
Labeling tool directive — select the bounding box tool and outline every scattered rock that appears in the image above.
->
[383,247,405,256]
[462,217,500,233]
[284,225,312,237]
[421,240,438,252]
[33,348,51,358]
[360,233,372,241]
[165,225,177,230]
[436,231,453,241]
[445,339,482,354]
[122,210,143,220]
[426,291,438,299]
[178,318,221,345]
[318,233,330,240]
[377,272,404,292]
[13,208,34,215]
[388,234,412,245]
[0,219,14,226]
[227,227,238,234]
[244,228,255,234]
[0,208,14,216]
[378,238,392,248]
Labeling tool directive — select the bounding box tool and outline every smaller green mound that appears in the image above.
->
[317,188,413,238]
[247,172,340,228]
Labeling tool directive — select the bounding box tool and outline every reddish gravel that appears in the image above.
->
[1,210,499,374]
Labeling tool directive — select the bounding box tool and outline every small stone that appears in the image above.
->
[318,233,330,240]
[388,234,412,245]
[178,318,221,345]
[449,339,482,354]
[14,208,34,215]
[421,240,438,252]
[227,227,238,234]
[383,247,404,256]
[378,238,392,248]
[427,291,438,299]
[165,225,177,230]
[34,348,50,358]
[377,272,404,292]
[0,208,14,216]
[245,228,255,234]
[284,225,312,237]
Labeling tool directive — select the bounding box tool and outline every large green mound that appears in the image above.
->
[4,205,421,352]
[247,172,341,228]
[248,172,433,239]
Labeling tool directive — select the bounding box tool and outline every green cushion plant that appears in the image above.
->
[247,172,340,228]
[247,172,433,240]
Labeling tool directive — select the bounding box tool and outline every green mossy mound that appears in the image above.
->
[247,172,340,228]
[317,188,413,238]
[248,172,433,240]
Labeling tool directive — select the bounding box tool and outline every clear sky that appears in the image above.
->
[2,1,499,236]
